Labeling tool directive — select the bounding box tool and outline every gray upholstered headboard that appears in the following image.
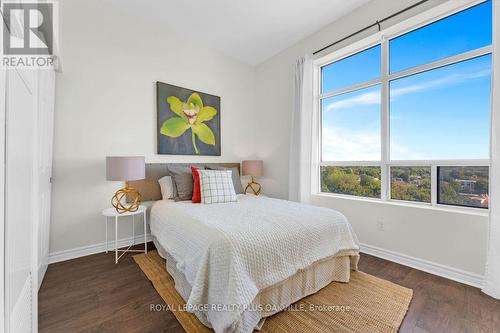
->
[127,163,241,201]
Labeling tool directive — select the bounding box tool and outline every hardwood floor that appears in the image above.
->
[359,254,500,333]
[38,243,184,333]
[39,243,500,333]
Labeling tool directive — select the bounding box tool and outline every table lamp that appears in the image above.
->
[242,160,263,195]
[106,156,145,213]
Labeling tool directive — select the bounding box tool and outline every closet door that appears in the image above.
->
[36,69,55,289]
[5,68,37,333]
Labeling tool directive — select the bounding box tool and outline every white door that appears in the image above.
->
[36,69,55,289]
[5,68,37,333]
[1,5,56,332]
[3,68,55,333]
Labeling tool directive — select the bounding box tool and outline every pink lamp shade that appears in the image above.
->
[106,156,145,181]
[242,160,263,177]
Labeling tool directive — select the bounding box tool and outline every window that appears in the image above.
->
[322,45,381,93]
[321,166,380,198]
[389,1,492,73]
[390,55,491,160]
[438,166,489,208]
[391,167,431,203]
[322,85,381,161]
[318,1,492,209]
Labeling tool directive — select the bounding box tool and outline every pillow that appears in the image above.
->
[205,165,244,194]
[191,167,201,203]
[158,176,175,200]
[198,169,237,204]
[167,165,195,201]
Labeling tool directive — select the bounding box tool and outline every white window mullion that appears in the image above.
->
[320,161,381,167]
[431,164,438,205]
[319,78,381,99]
[387,45,492,82]
[381,37,390,200]
[384,164,391,201]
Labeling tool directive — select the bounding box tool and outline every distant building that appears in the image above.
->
[456,179,476,192]
[409,175,422,186]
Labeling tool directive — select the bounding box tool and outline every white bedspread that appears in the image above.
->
[150,195,360,333]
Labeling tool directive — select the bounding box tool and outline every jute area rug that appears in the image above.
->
[134,251,412,333]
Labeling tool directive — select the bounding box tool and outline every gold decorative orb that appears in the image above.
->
[112,187,142,213]
[245,180,262,196]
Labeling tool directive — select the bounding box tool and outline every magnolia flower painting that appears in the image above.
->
[157,82,221,155]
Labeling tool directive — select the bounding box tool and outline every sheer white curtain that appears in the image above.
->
[482,0,500,300]
[289,55,313,203]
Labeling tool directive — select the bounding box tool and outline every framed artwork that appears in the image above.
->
[156,81,221,155]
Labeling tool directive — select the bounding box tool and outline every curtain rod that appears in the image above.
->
[313,0,429,55]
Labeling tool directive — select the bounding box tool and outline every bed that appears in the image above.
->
[130,164,360,333]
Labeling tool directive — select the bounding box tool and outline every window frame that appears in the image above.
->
[313,0,492,212]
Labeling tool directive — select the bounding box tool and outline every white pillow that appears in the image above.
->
[158,176,175,200]
[198,170,237,204]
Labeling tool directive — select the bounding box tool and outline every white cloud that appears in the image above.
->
[390,69,490,98]
[390,142,424,160]
[323,126,424,161]
[324,90,380,113]
[322,126,380,161]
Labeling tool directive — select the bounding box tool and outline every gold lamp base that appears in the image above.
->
[112,186,142,213]
[245,177,262,196]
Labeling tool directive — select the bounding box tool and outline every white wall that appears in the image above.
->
[50,0,256,253]
[254,0,490,277]
[311,195,488,276]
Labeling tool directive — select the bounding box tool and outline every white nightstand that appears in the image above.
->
[102,205,147,264]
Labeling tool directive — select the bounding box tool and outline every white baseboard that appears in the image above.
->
[48,234,152,264]
[360,243,484,288]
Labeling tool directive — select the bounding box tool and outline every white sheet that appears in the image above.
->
[150,195,360,333]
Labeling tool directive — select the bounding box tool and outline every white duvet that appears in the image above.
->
[150,195,360,333]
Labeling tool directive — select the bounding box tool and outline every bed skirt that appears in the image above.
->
[153,237,359,332]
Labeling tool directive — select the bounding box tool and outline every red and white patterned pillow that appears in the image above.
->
[198,169,237,204]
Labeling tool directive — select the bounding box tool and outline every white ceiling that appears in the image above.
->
[105,0,371,66]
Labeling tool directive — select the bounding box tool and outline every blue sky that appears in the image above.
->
[321,0,492,161]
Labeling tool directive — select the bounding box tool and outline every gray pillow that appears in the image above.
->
[205,165,244,194]
[167,165,195,201]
